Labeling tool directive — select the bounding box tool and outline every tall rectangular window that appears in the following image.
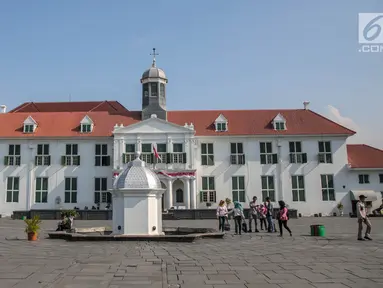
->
[5,144,21,165]
[124,144,136,163]
[140,144,153,163]
[200,177,216,203]
[65,177,77,203]
[261,176,275,202]
[36,144,50,166]
[160,83,165,98]
[260,142,277,164]
[156,143,167,163]
[35,177,48,203]
[230,143,245,165]
[95,144,110,166]
[292,175,305,202]
[321,174,335,201]
[6,177,19,203]
[380,174,383,183]
[172,143,185,163]
[150,83,158,97]
[318,141,332,163]
[63,144,80,166]
[289,142,307,163]
[201,143,214,165]
[232,176,245,202]
[143,83,149,97]
[95,178,111,204]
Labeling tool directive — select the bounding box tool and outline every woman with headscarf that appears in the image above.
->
[278,200,292,237]
[216,200,228,232]
[228,201,245,235]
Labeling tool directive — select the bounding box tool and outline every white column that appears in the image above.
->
[119,139,124,169]
[184,178,190,209]
[166,179,173,209]
[277,141,283,201]
[190,177,197,209]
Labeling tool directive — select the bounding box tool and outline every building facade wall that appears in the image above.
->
[194,135,353,216]
[0,138,113,216]
[0,133,382,217]
[345,170,383,212]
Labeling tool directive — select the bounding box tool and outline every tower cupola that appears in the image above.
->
[141,48,167,121]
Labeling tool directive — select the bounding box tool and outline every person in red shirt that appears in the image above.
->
[278,200,292,237]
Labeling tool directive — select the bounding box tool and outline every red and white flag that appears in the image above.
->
[153,144,161,162]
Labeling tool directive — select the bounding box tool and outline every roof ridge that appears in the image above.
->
[169,108,301,112]
[11,102,32,113]
[89,101,108,112]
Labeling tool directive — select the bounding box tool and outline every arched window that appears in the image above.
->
[176,189,184,203]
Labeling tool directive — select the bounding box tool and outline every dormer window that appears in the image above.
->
[214,114,228,132]
[275,122,285,130]
[272,113,286,131]
[23,116,37,133]
[80,115,94,133]
[81,124,92,133]
[216,122,227,131]
[24,124,34,133]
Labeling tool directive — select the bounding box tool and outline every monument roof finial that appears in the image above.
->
[150,48,159,67]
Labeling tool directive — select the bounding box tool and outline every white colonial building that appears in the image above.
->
[0,54,382,217]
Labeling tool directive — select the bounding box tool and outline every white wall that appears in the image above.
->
[345,170,383,212]
[0,138,113,216]
[1,133,382,217]
[194,136,353,216]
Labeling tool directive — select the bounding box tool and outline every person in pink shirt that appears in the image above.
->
[257,204,267,230]
[277,200,292,237]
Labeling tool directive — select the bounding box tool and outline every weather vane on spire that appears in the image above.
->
[150,48,159,67]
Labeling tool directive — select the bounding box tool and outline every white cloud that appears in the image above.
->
[325,105,383,149]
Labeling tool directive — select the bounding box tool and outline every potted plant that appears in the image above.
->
[337,202,344,216]
[24,215,41,241]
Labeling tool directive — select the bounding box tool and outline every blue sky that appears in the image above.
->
[0,1,382,147]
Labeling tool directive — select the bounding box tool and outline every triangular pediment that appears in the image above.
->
[80,115,93,124]
[273,113,285,122]
[113,117,195,134]
[23,116,37,125]
[215,114,227,122]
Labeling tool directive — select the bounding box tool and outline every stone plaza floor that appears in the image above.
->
[0,217,382,288]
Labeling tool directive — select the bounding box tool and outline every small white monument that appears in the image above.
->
[111,152,165,235]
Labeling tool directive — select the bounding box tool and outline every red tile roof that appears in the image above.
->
[347,144,383,169]
[9,101,128,114]
[168,109,355,136]
[0,101,355,138]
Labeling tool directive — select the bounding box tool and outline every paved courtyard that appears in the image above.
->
[0,217,382,288]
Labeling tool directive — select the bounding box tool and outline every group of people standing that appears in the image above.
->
[216,196,292,237]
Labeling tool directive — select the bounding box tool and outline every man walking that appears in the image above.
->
[357,194,372,241]
[248,196,259,232]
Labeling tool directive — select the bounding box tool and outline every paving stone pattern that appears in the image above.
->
[0,217,382,287]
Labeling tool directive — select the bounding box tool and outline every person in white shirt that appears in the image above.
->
[216,200,228,232]
[228,201,245,235]
[357,195,372,241]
